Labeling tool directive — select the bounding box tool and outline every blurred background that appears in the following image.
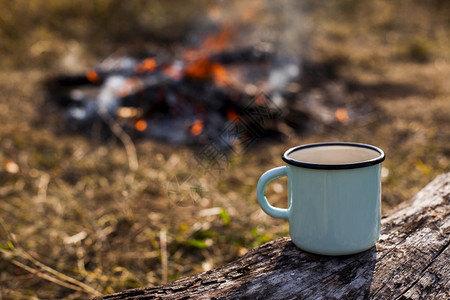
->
[0,0,449,298]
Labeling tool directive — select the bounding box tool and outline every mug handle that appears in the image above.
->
[257,166,289,219]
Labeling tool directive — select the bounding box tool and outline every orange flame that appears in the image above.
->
[202,27,234,52]
[191,120,204,136]
[335,108,349,124]
[185,57,212,80]
[135,120,147,132]
[135,58,157,73]
[183,26,234,85]
[86,69,100,83]
[211,63,229,86]
[185,57,229,86]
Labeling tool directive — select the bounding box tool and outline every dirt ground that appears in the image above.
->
[0,1,449,298]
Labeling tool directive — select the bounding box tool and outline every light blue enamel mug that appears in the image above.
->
[257,142,385,255]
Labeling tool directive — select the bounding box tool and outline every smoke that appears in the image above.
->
[187,0,311,93]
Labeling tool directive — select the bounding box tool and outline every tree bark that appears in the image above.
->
[95,173,450,299]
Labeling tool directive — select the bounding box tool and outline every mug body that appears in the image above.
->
[287,164,382,255]
[283,143,384,255]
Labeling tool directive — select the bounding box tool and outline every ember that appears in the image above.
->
[86,69,100,83]
[135,120,147,132]
[335,108,349,124]
[191,120,204,136]
[135,58,157,74]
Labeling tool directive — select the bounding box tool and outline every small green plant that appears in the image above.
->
[219,209,231,226]
[250,227,272,248]
[185,229,216,249]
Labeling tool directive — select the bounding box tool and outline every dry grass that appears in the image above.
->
[0,0,449,298]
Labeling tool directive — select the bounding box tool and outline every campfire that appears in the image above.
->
[46,27,294,149]
[45,24,367,151]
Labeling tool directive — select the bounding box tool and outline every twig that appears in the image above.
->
[37,173,50,202]
[160,230,168,284]
[0,217,102,297]
[0,246,102,297]
[16,248,102,297]
[6,255,84,293]
[98,111,139,172]
[0,285,39,300]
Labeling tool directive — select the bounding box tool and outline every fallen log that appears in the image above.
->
[95,173,450,299]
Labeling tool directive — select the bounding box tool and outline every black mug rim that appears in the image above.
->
[282,142,385,170]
